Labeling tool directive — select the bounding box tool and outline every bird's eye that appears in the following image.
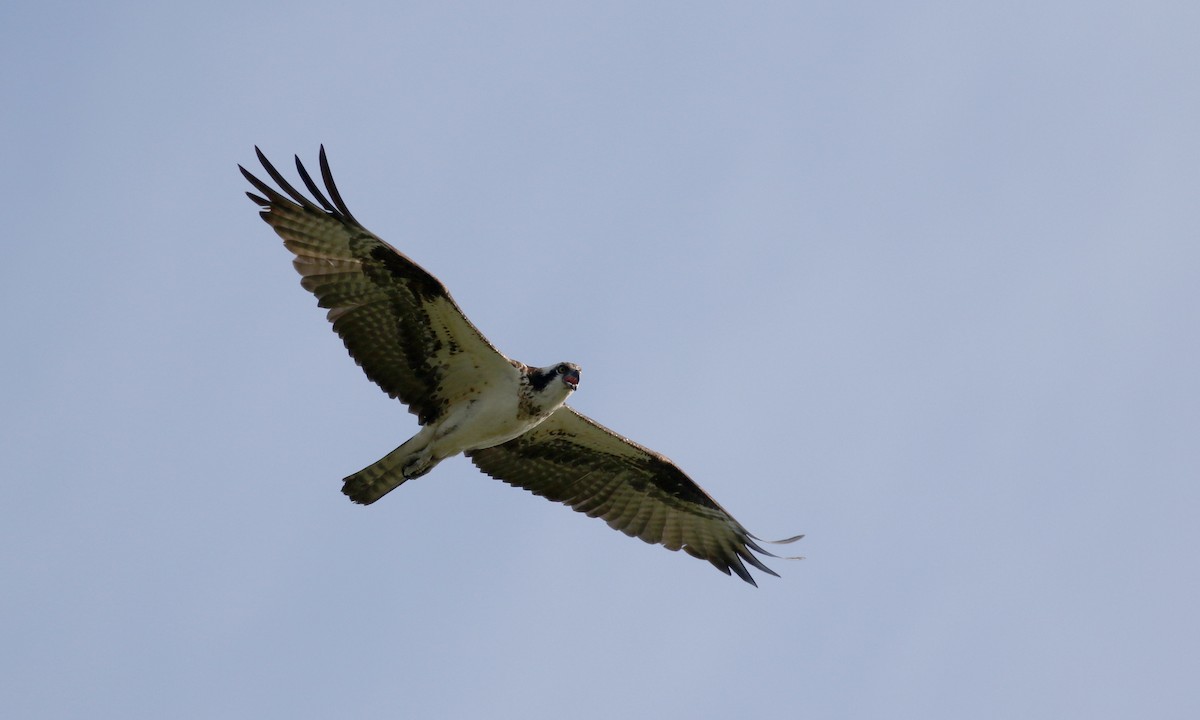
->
[557,364,568,374]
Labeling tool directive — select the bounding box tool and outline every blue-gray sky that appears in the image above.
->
[3,1,1198,718]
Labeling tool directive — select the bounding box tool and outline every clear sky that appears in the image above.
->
[3,1,1198,718]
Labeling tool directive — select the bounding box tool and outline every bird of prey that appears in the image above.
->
[240,147,802,585]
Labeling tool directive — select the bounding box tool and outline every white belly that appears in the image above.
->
[428,382,543,459]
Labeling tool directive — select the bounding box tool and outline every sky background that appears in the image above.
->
[3,1,1198,718]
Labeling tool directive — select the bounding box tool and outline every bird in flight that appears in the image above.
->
[240,147,802,585]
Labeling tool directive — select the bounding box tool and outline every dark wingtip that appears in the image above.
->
[244,191,269,206]
[294,154,326,212]
[317,145,360,226]
[746,533,806,563]
[749,532,805,546]
[732,561,760,587]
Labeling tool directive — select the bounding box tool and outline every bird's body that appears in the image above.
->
[240,147,801,585]
[344,359,579,504]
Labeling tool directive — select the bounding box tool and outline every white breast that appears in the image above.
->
[428,375,540,458]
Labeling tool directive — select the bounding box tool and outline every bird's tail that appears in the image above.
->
[341,430,440,505]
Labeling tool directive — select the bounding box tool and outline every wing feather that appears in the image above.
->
[467,406,802,586]
[241,147,518,424]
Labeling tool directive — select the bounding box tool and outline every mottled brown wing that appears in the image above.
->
[467,406,802,585]
[240,147,519,424]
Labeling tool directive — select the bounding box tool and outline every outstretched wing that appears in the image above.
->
[467,406,802,585]
[240,147,519,425]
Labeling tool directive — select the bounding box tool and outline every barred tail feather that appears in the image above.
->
[342,431,439,504]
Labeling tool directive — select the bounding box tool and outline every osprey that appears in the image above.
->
[240,147,802,585]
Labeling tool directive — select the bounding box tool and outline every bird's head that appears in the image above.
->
[530,362,581,395]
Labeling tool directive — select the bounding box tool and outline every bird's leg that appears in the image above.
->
[401,447,435,479]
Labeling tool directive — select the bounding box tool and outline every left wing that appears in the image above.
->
[467,406,802,585]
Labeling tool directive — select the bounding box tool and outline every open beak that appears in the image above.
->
[563,369,580,390]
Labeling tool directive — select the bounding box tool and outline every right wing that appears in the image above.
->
[240,146,520,424]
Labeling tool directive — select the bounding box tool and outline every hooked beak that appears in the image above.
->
[562,369,580,390]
